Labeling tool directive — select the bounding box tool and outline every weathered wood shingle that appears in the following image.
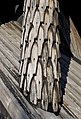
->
[0,20,80,119]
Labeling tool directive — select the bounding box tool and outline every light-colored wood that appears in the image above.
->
[26,62,33,92]
[20,0,61,113]
[55,0,58,8]
[54,10,59,27]
[46,59,54,102]
[23,10,31,43]
[0,66,42,119]
[33,10,41,38]
[70,59,81,72]
[48,0,54,23]
[27,28,34,57]
[1,24,21,41]
[36,61,43,100]
[66,83,81,107]
[30,78,37,105]
[51,46,58,79]
[0,51,16,72]
[31,42,38,74]
[0,79,29,119]
[30,0,36,23]
[0,27,20,50]
[0,32,20,60]
[48,26,53,57]
[0,39,19,70]
[60,52,81,118]
[63,95,81,119]
[0,19,80,118]
[19,60,23,76]
[70,18,81,59]
[69,66,81,80]
[39,0,46,22]
[6,22,21,37]
[23,0,27,12]
[44,9,50,39]
[52,80,59,112]
[68,71,81,87]
[38,25,44,56]
[13,21,22,31]
[41,82,48,111]
[0,61,18,87]
[19,64,25,89]
[42,42,48,77]
[21,36,26,60]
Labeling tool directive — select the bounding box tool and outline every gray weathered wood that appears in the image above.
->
[0,79,29,119]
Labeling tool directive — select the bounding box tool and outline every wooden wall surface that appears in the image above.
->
[0,20,81,119]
